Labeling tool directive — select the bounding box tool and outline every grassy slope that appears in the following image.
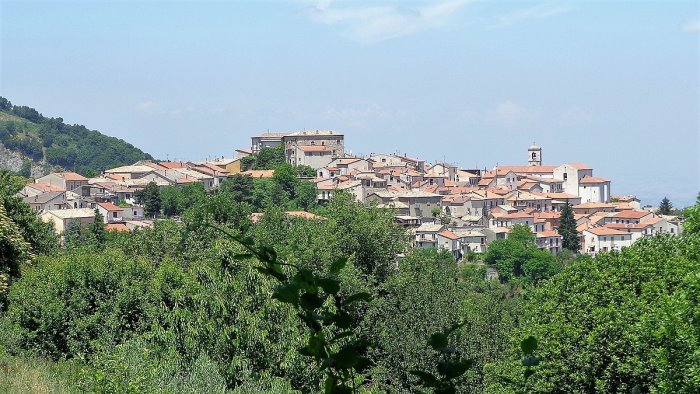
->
[0,355,81,394]
[0,112,38,138]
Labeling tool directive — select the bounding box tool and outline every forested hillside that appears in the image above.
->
[1,168,699,393]
[0,97,152,176]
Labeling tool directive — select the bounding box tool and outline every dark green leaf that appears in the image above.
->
[273,283,299,306]
[345,292,372,304]
[333,311,352,329]
[524,368,535,381]
[437,359,474,379]
[300,333,325,357]
[254,266,286,282]
[300,293,324,310]
[332,385,352,394]
[324,376,336,394]
[330,257,348,274]
[332,344,360,369]
[435,387,456,394]
[354,356,372,373]
[429,332,448,351]
[319,278,340,295]
[240,236,255,246]
[521,336,538,355]
[233,253,253,260]
[298,312,322,331]
[410,370,439,388]
[259,246,277,263]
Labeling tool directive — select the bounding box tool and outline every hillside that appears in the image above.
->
[0,97,152,176]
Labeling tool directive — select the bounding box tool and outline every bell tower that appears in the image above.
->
[528,143,542,166]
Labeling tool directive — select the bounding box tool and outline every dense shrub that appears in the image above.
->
[485,234,700,393]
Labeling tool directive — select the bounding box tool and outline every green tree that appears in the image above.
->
[272,163,298,200]
[19,160,32,178]
[219,174,255,204]
[558,201,579,252]
[658,196,673,215]
[364,249,465,392]
[87,209,107,248]
[0,170,58,255]
[485,234,700,393]
[63,219,83,248]
[293,180,318,211]
[484,225,556,283]
[159,185,183,217]
[295,165,317,178]
[0,96,12,110]
[320,192,409,282]
[135,182,161,217]
[253,145,286,170]
[683,193,700,235]
[0,200,33,307]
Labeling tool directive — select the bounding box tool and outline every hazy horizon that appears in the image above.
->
[2,1,698,206]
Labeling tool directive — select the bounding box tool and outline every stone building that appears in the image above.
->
[282,130,344,167]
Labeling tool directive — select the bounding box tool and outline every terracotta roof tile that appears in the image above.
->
[585,227,629,236]
[299,145,332,152]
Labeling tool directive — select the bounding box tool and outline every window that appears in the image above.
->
[563,173,568,181]
[112,212,118,218]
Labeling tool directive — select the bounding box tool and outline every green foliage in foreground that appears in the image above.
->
[219,227,374,393]
[0,188,698,393]
[485,234,700,393]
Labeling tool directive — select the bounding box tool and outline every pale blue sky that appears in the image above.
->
[1,0,698,206]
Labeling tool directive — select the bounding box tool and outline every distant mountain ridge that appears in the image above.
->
[0,97,152,176]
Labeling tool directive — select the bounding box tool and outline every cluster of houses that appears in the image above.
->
[245,131,682,257]
[17,160,255,234]
[16,129,682,256]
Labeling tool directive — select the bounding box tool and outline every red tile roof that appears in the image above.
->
[504,212,534,219]
[97,202,124,211]
[613,210,652,219]
[29,182,64,192]
[579,176,609,184]
[241,170,275,178]
[573,202,615,209]
[568,162,592,170]
[106,223,129,232]
[585,227,629,236]
[58,172,88,181]
[438,230,461,240]
[299,145,331,152]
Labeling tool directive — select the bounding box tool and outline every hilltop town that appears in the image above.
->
[19,129,683,257]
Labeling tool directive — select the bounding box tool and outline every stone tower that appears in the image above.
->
[528,144,542,166]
